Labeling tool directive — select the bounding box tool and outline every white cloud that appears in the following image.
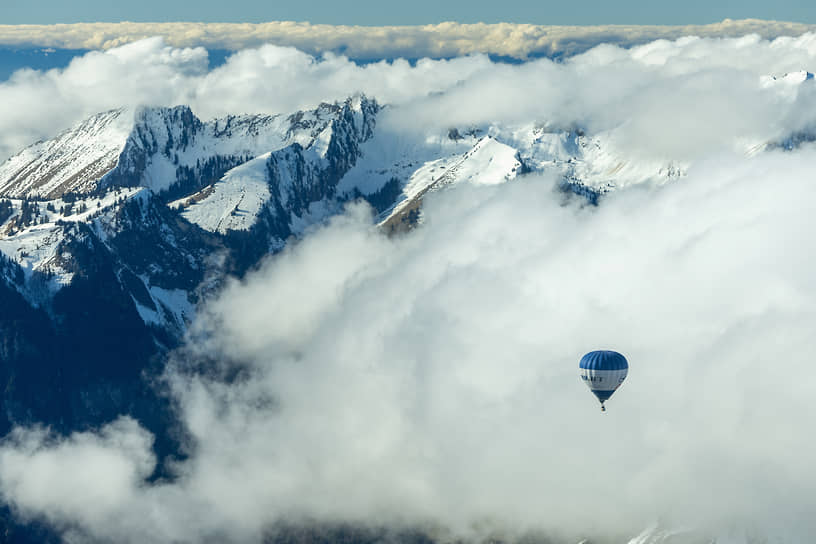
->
[0,38,495,162]
[2,31,816,165]
[4,148,816,542]
[1,20,816,60]
[2,31,816,543]
[0,418,155,534]
[167,151,816,541]
[0,37,210,162]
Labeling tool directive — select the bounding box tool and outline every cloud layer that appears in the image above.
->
[1,31,816,164]
[1,32,816,543]
[4,149,816,543]
[1,19,816,60]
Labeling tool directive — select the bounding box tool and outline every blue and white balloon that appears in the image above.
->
[579,350,628,411]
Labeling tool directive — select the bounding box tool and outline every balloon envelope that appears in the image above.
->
[579,350,628,406]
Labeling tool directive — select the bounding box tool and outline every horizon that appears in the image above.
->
[2,19,815,56]
[0,16,809,26]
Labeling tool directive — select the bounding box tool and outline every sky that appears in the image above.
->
[1,33,816,543]
[3,0,816,25]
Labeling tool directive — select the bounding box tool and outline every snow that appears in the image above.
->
[488,123,684,191]
[0,94,706,314]
[783,70,815,84]
[174,154,271,234]
[337,126,475,197]
[344,119,685,224]
[289,199,338,235]
[446,136,523,186]
[171,96,376,236]
[0,108,133,198]
[130,108,296,194]
[569,134,683,190]
[132,281,195,329]
[132,298,161,327]
[0,100,353,199]
[625,524,757,544]
[398,136,521,201]
[761,70,815,88]
[378,136,523,225]
[0,187,144,298]
[149,285,194,325]
[129,102,356,195]
[0,224,70,290]
[400,155,463,203]
[309,122,334,159]
[0,180,192,322]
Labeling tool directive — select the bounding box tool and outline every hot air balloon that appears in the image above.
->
[579,350,628,412]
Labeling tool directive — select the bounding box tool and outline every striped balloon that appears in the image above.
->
[579,350,628,411]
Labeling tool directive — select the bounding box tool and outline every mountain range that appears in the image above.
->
[0,73,812,542]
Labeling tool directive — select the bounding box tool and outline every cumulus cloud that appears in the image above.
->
[2,32,816,164]
[0,37,496,161]
[2,31,816,543]
[160,151,816,542]
[1,20,816,61]
[0,37,211,161]
[5,151,816,542]
[0,418,157,538]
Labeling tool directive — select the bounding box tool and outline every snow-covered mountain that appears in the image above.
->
[0,91,686,320]
[622,524,777,544]
[0,109,132,198]
[2,77,814,542]
[0,96,385,489]
[0,95,378,302]
[171,94,378,241]
[376,135,527,233]
[1,88,808,544]
[0,99,367,200]
[13,75,815,353]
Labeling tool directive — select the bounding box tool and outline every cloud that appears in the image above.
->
[2,31,816,543]
[0,37,495,161]
[1,20,816,61]
[165,150,816,542]
[2,31,816,165]
[4,148,816,542]
[0,418,156,536]
[0,37,211,161]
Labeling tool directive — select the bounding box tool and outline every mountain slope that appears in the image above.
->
[0,109,132,199]
[379,136,526,233]
[0,96,384,464]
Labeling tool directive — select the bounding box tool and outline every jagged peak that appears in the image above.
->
[0,95,383,200]
[135,104,194,116]
[82,106,130,123]
[129,105,202,139]
[345,92,379,112]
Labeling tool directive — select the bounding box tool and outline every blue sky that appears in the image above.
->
[4,0,816,25]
